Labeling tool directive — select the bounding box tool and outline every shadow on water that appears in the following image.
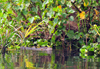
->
[0,48,100,69]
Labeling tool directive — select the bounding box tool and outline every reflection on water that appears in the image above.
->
[0,49,100,69]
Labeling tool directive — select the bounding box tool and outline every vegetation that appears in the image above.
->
[0,0,100,57]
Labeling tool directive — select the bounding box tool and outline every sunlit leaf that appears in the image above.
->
[79,11,85,19]
[17,3,21,6]
[71,0,75,2]
[94,9,99,15]
[0,0,8,2]
[28,17,34,23]
[25,22,43,38]
[7,9,13,14]
[69,16,74,21]
[61,0,65,4]
[47,9,54,18]
[58,5,62,9]
[34,15,40,20]
[66,1,72,7]
[67,8,75,13]
[84,2,89,7]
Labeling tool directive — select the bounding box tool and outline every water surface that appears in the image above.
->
[0,49,100,69]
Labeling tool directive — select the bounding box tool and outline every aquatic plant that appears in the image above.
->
[0,0,100,54]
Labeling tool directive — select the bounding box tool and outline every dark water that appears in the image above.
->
[0,49,100,69]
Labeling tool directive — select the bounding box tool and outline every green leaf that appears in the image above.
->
[38,41,48,46]
[7,9,13,14]
[28,17,34,23]
[84,0,88,4]
[97,45,100,49]
[32,7,38,13]
[0,10,3,17]
[55,31,62,36]
[88,47,94,51]
[62,13,68,18]
[69,16,74,21]
[42,10,47,19]
[43,18,49,23]
[42,0,49,9]
[7,32,15,42]
[50,27,55,34]
[61,0,65,4]
[53,7,58,12]
[67,8,75,13]
[3,13,7,19]
[0,0,8,2]
[74,32,84,39]
[97,36,100,43]
[6,3,11,10]
[66,1,72,7]
[67,30,75,39]
[34,16,40,20]
[74,34,80,40]
[25,22,43,38]
[22,9,28,15]
[47,9,54,18]
[53,18,58,26]
[16,12,23,21]
[80,48,86,54]
[51,34,55,43]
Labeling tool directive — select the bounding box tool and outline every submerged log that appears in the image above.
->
[20,47,52,51]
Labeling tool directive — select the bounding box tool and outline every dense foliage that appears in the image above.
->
[0,0,100,57]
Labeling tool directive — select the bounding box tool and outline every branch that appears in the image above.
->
[37,6,42,20]
[71,1,81,13]
[12,8,18,17]
[21,12,29,23]
[31,1,42,20]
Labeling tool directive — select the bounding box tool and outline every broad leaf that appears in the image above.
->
[67,30,75,39]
